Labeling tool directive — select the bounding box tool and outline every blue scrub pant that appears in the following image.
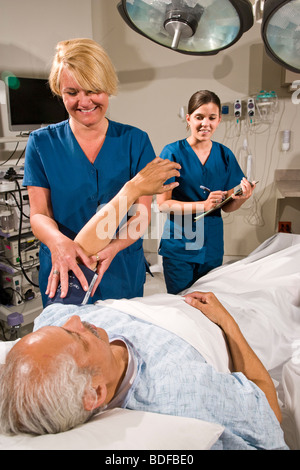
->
[162,256,222,295]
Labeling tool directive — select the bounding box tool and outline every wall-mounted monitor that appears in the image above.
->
[5,76,68,133]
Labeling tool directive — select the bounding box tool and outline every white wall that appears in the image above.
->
[0,0,93,73]
[0,0,93,137]
[91,0,300,257]
[1,0,300,259]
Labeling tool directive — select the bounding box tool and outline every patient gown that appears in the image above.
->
[36,302,289,451]
[159,139,244,293]
[23,119,155,305]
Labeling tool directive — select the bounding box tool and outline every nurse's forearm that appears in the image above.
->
[221,198,245,213]
[158,199,205,215]
[30,213,70,251]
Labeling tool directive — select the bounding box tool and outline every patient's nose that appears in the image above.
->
[63,315,85,332]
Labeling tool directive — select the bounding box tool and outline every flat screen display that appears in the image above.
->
[6,76,68,133]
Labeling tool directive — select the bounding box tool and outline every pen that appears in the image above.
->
[200,185,211,193]
[200,180,257,194]
[81,272,98,305]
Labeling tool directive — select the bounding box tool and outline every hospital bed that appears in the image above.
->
[0,232,299,450]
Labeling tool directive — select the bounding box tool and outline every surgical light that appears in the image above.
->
[261,0,300,73]
[117,0,254,55]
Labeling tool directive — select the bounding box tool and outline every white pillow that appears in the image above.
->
[0,338,224,450]
[0,408,224,450]
[0,340,18,364]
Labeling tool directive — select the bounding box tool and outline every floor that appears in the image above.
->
[144,265,167,296]
[143,256,242,297]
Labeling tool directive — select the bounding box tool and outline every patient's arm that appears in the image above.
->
[40,158,180,299]
[75,158,180,256]
[184,291,282,423]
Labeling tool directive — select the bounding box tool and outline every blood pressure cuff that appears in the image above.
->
[45,264,97,306]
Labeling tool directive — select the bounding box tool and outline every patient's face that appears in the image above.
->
[10,316,113,375]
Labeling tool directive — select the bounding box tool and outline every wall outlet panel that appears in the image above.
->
[278,221,292,233]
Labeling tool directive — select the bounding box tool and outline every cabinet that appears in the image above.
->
[0,136,29,144]
[274,169,300,234]
[0,161,42,340]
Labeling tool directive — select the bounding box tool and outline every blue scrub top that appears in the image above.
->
[159,139,244,263]
[23,119,156,304]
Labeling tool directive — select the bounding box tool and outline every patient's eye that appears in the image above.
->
[62,329,90,352]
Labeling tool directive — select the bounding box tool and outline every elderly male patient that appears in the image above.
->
[0,158,287,450]
[0,291,288,450]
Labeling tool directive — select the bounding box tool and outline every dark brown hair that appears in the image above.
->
[187,90,221,115]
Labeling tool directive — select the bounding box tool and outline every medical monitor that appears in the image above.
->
[6,76,68,133]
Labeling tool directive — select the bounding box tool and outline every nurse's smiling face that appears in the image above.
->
[60,67,109,129]
[186,102,221,143]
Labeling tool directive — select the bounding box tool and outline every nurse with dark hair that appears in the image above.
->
[157,90,256,294]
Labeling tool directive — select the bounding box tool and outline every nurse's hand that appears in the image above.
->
[206,190,227,211]
[232,178,256,200]
[46,237,94,298]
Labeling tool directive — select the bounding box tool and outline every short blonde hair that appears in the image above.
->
[49,38,118,97]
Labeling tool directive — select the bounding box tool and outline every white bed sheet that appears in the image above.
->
[187,232,300,450]
[98,233,300,450]
[0,233,299,450]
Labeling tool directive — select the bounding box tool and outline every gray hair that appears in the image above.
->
[0,351,102,435]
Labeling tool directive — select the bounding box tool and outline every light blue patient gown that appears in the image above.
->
[159,139,244,293]
[23,119,155,305]
[35,303,289,451]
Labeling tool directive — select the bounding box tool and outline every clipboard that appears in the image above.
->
[194,181,259,221]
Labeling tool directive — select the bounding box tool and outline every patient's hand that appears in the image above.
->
[184,291,232,329]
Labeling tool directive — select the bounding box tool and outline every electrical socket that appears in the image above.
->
[278,221,292,233]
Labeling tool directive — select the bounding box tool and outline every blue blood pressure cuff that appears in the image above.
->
[45,264,98,307]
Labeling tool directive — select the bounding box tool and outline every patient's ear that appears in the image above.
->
[83,381,107,411]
